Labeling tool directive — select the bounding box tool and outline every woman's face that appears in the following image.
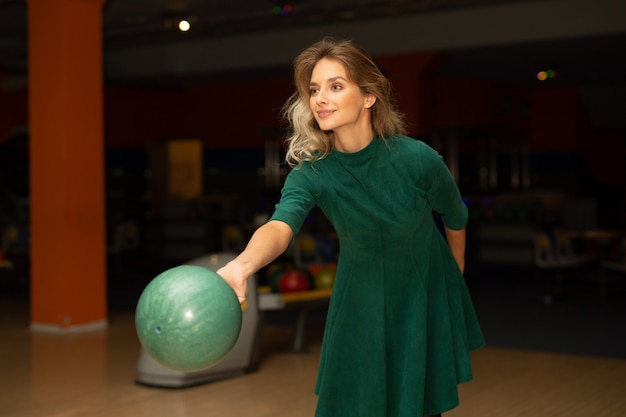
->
[308,58,375,134]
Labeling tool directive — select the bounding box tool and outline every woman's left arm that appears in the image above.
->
[444,226,466,274]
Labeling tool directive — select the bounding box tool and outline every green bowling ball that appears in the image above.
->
[135,265,242,372]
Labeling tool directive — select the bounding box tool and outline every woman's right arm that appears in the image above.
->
[217,220,293,303]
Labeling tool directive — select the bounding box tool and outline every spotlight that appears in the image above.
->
[272,4,293,16]
[536,68,557,81]
[178,19,191,32]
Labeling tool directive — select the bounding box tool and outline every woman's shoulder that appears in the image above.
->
[388,135,438,158]
[290,158,323,174]
[284,159,323,185]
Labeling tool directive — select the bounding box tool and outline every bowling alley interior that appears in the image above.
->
[1,1,626,416]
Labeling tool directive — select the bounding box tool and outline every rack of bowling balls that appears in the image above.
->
[265,231,338,293]
[265,261,337,294]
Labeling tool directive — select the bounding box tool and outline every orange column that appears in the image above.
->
[28,0,107,331]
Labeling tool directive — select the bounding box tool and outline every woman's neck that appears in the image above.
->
[333,125,375,153]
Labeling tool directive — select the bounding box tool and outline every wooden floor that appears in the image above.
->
[2,301,626,417]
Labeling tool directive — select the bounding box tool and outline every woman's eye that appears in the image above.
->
[332,84,342,91]
[310,88,319,95]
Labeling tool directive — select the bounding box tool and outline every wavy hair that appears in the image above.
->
[281,37,407,167]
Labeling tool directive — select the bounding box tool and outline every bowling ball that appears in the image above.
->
[266,262,285,279]
[278,269,310,293]
[297,234,317,254]
[308,263,324,277]
[135,265,242,372]
[269,266,287,293]
[314,267,336,289]
[301,267,315,288]
[316,236,337,262]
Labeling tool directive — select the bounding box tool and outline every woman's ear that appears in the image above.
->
[365,95,377,109]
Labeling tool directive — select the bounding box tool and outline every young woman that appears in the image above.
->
[217,37,484,417]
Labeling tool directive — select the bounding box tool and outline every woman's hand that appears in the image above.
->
[217,220,293,304]
[217,261,250,304]
[444,226,466,274]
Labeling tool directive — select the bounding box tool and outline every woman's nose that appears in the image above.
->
[315,89,328,104]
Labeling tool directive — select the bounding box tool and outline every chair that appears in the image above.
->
[534,231,591,305]
[599,237,626,299]
[107,220,139,254]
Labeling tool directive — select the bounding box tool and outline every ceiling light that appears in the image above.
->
[178,19,191,32]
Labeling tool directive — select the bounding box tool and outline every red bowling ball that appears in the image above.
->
[278,269,310,293]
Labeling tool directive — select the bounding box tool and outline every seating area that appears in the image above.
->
[533,230,596,304]
[600,237,626,298]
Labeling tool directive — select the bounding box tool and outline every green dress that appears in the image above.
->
[269,136,485,417]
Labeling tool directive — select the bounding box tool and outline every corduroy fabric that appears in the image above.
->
[270,136,485,417]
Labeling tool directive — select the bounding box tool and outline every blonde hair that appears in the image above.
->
[281,37,407,167]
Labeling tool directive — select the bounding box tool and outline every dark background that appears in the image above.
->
[0,0,624,358]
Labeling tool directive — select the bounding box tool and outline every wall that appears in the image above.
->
[1,53,623,191]
[530,87,584,151]
[103,78,292,150]
[0,86,28,142]
[104,0,626,81]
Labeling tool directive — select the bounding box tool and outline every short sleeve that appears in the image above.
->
[269,164,319,238]
[419,144,468,230]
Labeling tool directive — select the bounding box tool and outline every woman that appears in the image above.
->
[217,37,484,417]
